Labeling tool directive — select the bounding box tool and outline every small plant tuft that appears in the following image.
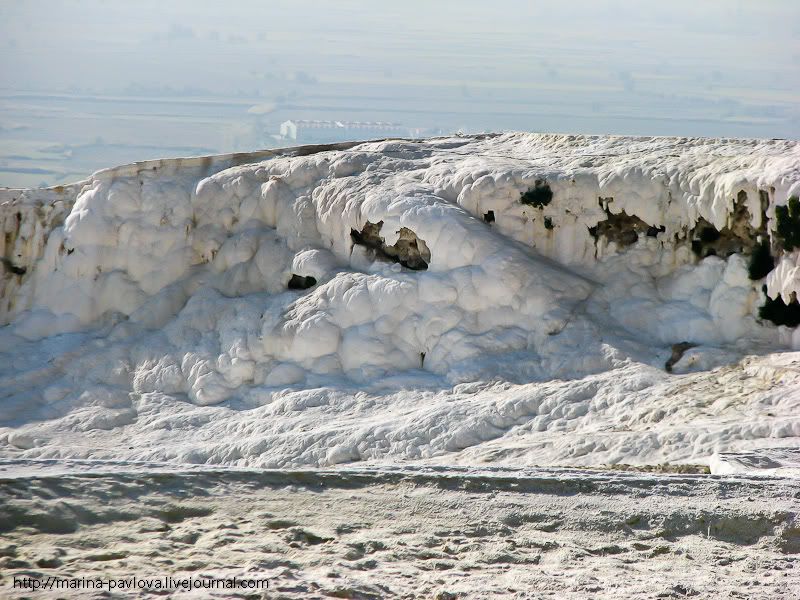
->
[520,179,553,208]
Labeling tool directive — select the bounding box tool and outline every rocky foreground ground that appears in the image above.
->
[1,462,798,599]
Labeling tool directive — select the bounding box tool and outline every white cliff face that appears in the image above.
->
[0,133,798,470]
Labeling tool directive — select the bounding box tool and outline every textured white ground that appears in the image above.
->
[1,461,798,599]
[1,133,799,597]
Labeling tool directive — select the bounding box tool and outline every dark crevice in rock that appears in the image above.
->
[287,274,317,290]
[759,286,800,328]
[699,226,720,243]
[544,216,554,230]
[389,228,431,270]
[350,220,385,252]
[776,196,800,251]
[351,220,431,270]
[0,258,26,276]
[731,190,768,241]
[691,236,712,257]
[690,218,746,258]
[592,209,654,247]
[748,241,775,280]
[520,180,553,208]
[483,210,495,224]
[690,191,770,261]
[665,342,696,373]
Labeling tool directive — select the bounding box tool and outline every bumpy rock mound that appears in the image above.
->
[0,133,798,469]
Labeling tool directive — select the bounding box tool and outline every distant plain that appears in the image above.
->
[1,0,798,188]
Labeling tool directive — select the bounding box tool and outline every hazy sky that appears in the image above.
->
[1,0,798,186]
[3,1,798,97]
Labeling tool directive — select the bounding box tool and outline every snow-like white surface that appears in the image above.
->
[1,133,799,472]
[711,446,800,478]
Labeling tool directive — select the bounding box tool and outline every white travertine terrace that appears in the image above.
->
[1,133,798,471]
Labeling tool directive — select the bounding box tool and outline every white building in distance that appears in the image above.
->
[279,120,408,143]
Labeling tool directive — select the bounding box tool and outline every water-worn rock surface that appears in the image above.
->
[1,134,799,471]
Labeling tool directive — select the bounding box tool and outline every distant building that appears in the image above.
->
[278,119,408,143]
